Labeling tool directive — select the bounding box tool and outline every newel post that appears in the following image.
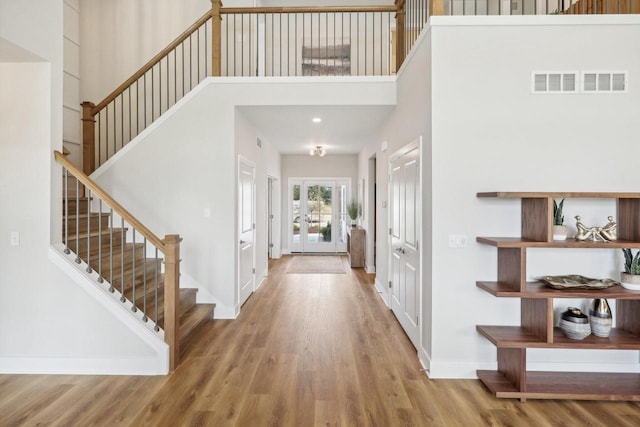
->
[81,102,96,175]
[163,234,181,371]
[395,0,405,72]
[211,0,223,76]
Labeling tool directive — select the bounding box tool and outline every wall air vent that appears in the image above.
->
[532,72,577,93]
[583,72,627,93]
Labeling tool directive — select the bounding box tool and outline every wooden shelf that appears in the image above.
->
[476,191,640,401]
[477,192,640,199]
[477,325,640,349]
[477,281,640,299]
[478,370,640,401]
[477,237,640,249]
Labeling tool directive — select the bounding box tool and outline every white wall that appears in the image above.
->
[93,77,395,319]
[358,27,434,367]
[63,0,82,168]
[80,0,212,102]
[280,154,359,253]
[0,1,165,374]
[428,15,640,378]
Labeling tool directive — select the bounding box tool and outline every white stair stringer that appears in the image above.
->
[49,243,169,375]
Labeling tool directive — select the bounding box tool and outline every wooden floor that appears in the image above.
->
[2,256,640,426]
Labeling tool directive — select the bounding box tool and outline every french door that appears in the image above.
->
[290,179,349,253]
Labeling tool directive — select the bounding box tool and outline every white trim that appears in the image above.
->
[374,278,390,308]
[419,346,432,377]
[365,264,376,274]
[213,304,239,320]
[430,14,640,27]
[0,355,167,376]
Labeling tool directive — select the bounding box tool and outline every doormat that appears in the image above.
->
[285,255,346,274]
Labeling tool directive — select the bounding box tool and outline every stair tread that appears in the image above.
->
[179,304,214,342]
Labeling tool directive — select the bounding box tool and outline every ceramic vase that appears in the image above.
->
[559,307,591,340]
[589,298,612,338]
[620,272,640,291]
[553,225,569,241]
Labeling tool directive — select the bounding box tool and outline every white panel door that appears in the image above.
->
[389,142,420,348]
[239,159,255,306]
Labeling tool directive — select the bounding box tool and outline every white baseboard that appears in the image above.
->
[0,354,168,376]
[213,303,239,319]
[365,264,376,274]
[255,273,267,290]
[374,278,389,308]
[419,346,432,377]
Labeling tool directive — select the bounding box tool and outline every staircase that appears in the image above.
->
[58,154,214,371]
[565,0,639,14]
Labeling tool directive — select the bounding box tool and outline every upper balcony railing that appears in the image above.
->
[81,0,637,174]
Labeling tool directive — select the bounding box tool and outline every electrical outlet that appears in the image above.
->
[203,208,211,218]
[448,234,467,248]
[10,231,19,246]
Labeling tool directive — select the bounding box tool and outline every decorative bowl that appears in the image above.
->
[539,275,618,290]
[559,307,591,340]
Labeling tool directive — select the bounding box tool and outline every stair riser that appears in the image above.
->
[65,232,124,254]
[63,214,112,234]
[63,199,91,215]
[131,288,196,324]
[105,261,163,293]
[80,247,148,270]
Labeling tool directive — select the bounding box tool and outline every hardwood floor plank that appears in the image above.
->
[2,256,640,426]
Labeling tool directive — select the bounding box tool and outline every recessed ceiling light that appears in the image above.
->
[312,117,322,123]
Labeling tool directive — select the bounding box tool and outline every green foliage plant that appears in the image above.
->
[347,199,360,221]
[622,248,640,275]
[553,199,565,226]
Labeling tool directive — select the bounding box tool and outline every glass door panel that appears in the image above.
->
[290,179,349,253]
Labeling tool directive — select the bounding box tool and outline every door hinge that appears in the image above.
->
[269,214,274,219]
[252,267,255,274]
[389,227,392,236]
[253,223,256,230]
[389,280,392,288]
[269,243,274,248]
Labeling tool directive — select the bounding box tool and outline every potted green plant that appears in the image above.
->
[553,198,568,241]
[621,248,640,290]
[347,199,360,227]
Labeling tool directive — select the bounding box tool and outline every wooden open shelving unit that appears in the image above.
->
[476,192,640,401]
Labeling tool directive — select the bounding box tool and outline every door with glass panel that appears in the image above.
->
[290,179,349,253]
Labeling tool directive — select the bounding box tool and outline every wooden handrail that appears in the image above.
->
[91,10,213,115]
[54,150,166,250]
[221,6,397,14]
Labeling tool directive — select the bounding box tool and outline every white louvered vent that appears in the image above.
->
[532,72,577,93]
[583,72,627,93]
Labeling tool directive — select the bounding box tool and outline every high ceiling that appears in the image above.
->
[238,105,395,155]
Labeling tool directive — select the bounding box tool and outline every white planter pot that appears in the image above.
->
[620,272,640,291]
[553,225,569,241]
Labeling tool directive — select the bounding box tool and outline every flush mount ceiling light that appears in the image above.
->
[312,117,322,123]
[309,145,326,157]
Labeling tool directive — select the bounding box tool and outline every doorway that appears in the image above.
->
[238,157,256,306]
[388,138,421,349]
[289,178,349,253]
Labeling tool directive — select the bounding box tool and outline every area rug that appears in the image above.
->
[285,255,346,274]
